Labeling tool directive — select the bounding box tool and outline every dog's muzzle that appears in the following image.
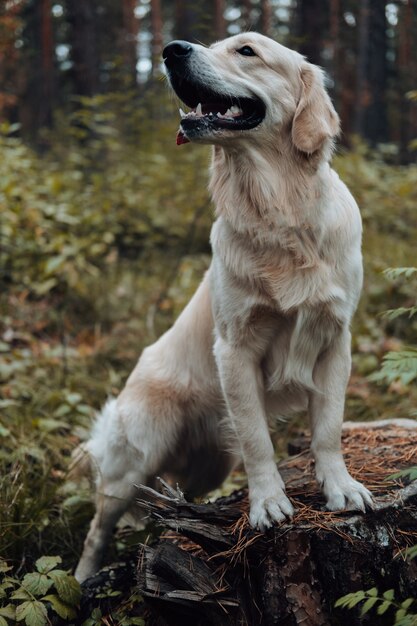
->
[163,41,193,69]
[163,40,266,144]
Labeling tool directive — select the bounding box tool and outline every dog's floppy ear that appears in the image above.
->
[291,63,340,154]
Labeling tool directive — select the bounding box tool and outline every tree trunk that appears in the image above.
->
[398,0,417,163]
[150,0,163,77]
[354,0,388,145]
[242,0,253,32]
[137,421,417,626]
[173,0,215,45]
[260,0,272,37]
[121,0,139,84]
[66,0,100,97]
[297,0,326,65]
[329,0,340,110]
[214,0,226,40]
[39,0,53,128]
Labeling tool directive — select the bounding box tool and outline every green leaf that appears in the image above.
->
[22,573,53,597]
[42,594,77,620]
[0,605,16,619]
[48,570,81,606]
[369,349,417,386]
[384,267,417,281]
[335,591,365,609]
[388,467,417,482]
[361,597,379,615]
[35,418,69,432]
[405,545,417,560]
[35,556,62,574]
[81,607,102,626]
[11,588,32,601]
[383,306,417,321]
[44,254,67,275]
[377,600,392,615]
[367,587,379,597]
[15,600,48,626]
[383,589,395,601]
[0,616,9,626]
[401,598,414,610]
[0,561,13,574]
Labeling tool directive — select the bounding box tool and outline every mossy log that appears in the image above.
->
[136,421,417,626]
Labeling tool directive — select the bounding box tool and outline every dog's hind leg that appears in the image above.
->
[310,329,373,512]
[74,400,149,583]
[74,476,138,583]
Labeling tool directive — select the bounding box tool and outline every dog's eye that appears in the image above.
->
[237,46,256,57]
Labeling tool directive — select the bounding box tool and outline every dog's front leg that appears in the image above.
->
[214,336,294,530]
[310,329,373,511]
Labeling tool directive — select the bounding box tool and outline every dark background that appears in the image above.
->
[1,0,417,160]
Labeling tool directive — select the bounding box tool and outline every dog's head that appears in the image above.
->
[163,32,339,154]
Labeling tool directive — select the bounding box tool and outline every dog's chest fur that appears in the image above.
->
[211,215,343,312]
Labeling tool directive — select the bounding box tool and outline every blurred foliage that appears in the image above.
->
[0,84,211,303]
[369,267,417,388]
[1,89,417,621]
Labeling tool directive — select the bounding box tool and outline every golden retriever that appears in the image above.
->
[74,32,372,583]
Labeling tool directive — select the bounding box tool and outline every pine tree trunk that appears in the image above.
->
[121,0,139,84]
[260,0,272,37]
[173,0,215,45]
[354,0,388,145]
[150,0,163,77]
[214,0,226,40]
[398,0,416,163]
[66,0,100,97]
[39,0,53,128]
[297,0,325,65]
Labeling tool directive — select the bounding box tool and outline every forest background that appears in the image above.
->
[1,1,417,624]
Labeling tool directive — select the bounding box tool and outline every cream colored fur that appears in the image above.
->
[74,32,372,583]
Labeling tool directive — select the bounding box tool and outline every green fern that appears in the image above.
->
[369,348,417,386]
[369,266,417,387]
[383,267,417,281]
[388,467,417,482]
[335,588,416,624]
[383,306,417,321]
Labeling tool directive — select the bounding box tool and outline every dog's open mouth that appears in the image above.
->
[171,79,266,144]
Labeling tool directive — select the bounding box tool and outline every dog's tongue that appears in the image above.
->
[176,129,190,145]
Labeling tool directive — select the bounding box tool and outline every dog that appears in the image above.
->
[74,32,372,583]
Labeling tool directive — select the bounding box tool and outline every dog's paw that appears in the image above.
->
[249,492,294,532]
[324,478,373,513]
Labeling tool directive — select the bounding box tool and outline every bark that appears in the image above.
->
[66,0,100,97]
[150,0,163,77]
[354,0,388,144]
[121,0,139,83]
[137,422,417,626]
[297,0,326,65]
[398,0,417,163]
[242,0,253,32]
[214,0,226,40]
[260,0,272,37]
[329,0,340,110]
[19,0,55,138]
[173,0,215,45]
[40,0,53,128]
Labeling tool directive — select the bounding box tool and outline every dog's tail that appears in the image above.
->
[68,397,118,481]
[68,442,93,480]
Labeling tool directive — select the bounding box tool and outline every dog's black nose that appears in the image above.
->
[163,40,193,65]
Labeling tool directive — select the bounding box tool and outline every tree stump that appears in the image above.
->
[136,421,417,626]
